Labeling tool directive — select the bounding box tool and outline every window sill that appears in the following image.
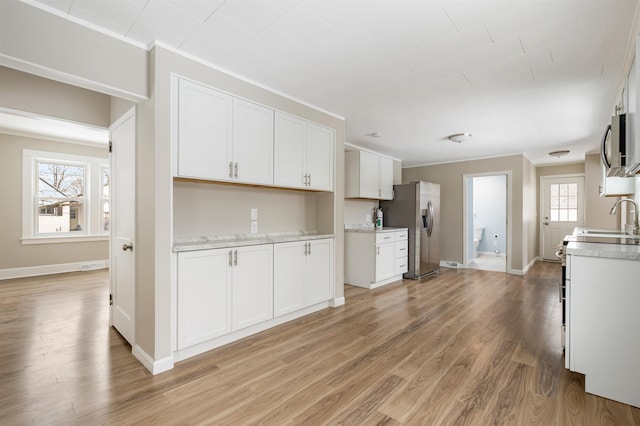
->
[21,235,109,245]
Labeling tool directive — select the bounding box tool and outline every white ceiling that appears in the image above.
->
[27,0,640,167]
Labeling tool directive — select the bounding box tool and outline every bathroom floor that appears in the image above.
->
[468,253,507,272]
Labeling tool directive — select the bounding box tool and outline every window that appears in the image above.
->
[37,162,86,234]
[22,150,109,243]
[549,183,578,222]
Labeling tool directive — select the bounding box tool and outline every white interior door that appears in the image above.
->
[541,176,584,261]
[110,108,136,345]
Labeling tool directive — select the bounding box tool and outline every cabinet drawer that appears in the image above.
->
[396,230,408,241]
[395,257,408,274]
[395,240,408,258]
[376,232,395,243]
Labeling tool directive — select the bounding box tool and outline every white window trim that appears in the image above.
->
[22,149,109,244]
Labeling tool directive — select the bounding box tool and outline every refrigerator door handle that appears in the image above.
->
[426,200,434,237]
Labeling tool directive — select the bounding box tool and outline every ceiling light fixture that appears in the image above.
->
[548,150,570,158]
[448,133,471,143]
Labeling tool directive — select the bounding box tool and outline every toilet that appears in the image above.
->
[473,228,484,258]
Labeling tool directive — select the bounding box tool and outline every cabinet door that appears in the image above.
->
[375,242,396,281]
[274,112,306,189]
[306,123,334,191]
[233,99,274,185]
[305,239,333,305]
[273,241,306,317]
[177,79,233,180]
[232,245,273,331]
[359,151,381,198]
[177,250,232,350]
[379,156,394,200]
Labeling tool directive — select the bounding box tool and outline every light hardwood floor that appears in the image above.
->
[1,262,639,425]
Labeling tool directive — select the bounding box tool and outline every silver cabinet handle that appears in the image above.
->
[308,242,311,255]
[234,250,238,266]
[234,162,238,178]
[228,250,233,267]
[228,161,233,178]
[122,243,133,251]
[308,174,311,186]
[377,245,380,255]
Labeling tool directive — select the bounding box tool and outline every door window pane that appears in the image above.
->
[549,183,578,222]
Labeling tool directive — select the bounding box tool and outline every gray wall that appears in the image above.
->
[0,134,109,270]
[0,0,147,101]
[0,68,111,272]
[0,66,110,127]
[403,155,529,272]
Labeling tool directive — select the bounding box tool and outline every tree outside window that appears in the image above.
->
[102,167,110,233]
[37,162,86,234]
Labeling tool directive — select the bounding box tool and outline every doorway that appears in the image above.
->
[463,172,510,273]
[540,175,584,261]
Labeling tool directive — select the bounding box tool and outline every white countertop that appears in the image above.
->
[173,231,334,252]
[344,224,408,233]
[566,241,640,261]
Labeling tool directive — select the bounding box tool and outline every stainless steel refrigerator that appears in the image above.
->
[380,181,440,279]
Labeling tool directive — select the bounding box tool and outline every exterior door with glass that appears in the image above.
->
[541,176,584,260]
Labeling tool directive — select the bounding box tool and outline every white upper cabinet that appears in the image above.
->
[379,156,394,199]
[233,99,274,185]
[274,112,334,191]
[176,78,274,185]
[177,78,233,181]
[345,150,394,200]
[306,123,335,191]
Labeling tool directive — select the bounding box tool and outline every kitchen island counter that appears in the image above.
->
[566,241,640,261]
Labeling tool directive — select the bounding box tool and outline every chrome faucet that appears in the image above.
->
[609,198,640,235]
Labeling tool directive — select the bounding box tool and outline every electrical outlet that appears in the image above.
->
[251,221,258,233]
[251,208,258,221]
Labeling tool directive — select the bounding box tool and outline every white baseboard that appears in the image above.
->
[330,297,345,307]
[0,259,109,280]
[133,344,174,375]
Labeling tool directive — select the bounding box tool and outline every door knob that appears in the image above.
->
[122,243,133,251]
[544,222,549,226]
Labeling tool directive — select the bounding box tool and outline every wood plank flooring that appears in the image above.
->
[1,262,640,425]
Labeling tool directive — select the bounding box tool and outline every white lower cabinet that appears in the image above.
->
[177,244,273,350]
[231,245,273,331]
[176,238,333,354]
[567,253,640,407]
[375,237,396,282]
[345,229,408,289]
[274,238,334,317]
[177,249,232,350]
